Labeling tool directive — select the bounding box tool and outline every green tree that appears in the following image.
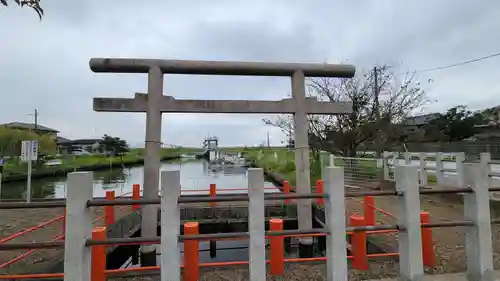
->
[98,135,129,157]
[424,105,486,142]
[0,127,56,158]
[1,0,43,19]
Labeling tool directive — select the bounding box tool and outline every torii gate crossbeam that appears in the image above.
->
[94,93,353,114]
[90,58,355,264]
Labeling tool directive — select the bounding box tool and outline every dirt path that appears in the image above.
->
[0,205,133,275]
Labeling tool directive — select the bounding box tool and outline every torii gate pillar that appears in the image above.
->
[291,70,314,255]
[141,67,163,265]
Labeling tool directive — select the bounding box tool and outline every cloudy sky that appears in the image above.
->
[1,1,500,147]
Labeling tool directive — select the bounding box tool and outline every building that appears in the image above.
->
[0,122,59,138]
[56,138,101,155]
[401,113,441,142]
[471,106,500,140]
[473,123,500,139]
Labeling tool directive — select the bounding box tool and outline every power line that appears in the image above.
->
[414,51,500,74]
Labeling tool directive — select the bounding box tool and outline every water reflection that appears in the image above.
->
[1,159,279,200]
[147,236,323,266]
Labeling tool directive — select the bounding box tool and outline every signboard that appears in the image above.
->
[21,140,38,162]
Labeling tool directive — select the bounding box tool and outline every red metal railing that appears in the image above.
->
[0,215,435,280]
[0,185,141,268]
[0,183,279,268]
[0,181,436,279]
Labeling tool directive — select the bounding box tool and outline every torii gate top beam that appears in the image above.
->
[89,58,355,78]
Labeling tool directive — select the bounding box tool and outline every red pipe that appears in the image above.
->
[0,216,64,244]
[0,234,65,268]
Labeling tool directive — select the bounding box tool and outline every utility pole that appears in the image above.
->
[29,109,39,133]
[373,67,381,156]
[34,109,38,132]
[266,131,270,148]
[374,67,379,121]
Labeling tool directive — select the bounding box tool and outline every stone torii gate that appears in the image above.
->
[90,58,355,264]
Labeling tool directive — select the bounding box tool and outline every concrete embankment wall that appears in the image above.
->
[3,155,180,183]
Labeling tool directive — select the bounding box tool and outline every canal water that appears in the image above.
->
[2,159,296,265]
[1,159,280,200]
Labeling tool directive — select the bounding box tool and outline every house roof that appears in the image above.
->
[69,139,101,145]
[1,122,59,133]
[56,136,72,144]
[403,113,440,126]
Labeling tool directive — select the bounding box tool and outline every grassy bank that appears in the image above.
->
[1,147,201,183]
[245,149,325,187]
[245,148,439,186]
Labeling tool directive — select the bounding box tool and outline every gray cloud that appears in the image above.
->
[1,0,500,147]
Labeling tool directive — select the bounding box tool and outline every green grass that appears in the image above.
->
[1,147,201,177]
[245,149,325,186]
[130,147,203,157]
[246,148,392,188]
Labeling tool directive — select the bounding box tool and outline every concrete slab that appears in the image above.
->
[367,271,500,280]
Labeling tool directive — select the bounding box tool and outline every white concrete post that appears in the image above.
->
[480,152,492,190]
[395,165,424,281]
[404,152,411,165]
[463,163,494,281]
[324,166,348,281]
[160,170,181,281]
[329,154,335,167]
[435,152,445,188]
[257,150,263,161]
[247,168,266,281]
[419,152,427,186]
[383,151,390,180]
[63,172,94,281]
[455,152,465,188]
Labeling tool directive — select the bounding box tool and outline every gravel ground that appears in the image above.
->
[109,262,401,281]
[5,179,499,280]
[0,205,133,275]
[346,181,500,275]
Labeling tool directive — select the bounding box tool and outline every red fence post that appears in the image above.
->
[209,184,216,207]
[420,211,435,267]
[184,222,199,281]
[132,184,140,211]
[363,196,375,226]
[350,215,368,270]
[315,180,324,206]
[105,191,115,228]
[283,181,291,204]
[91,227,107,281]
[269,218,285,275]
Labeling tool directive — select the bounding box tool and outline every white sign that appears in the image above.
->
[21,140,38,162]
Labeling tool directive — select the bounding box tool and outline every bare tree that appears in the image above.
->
[1,0,43,19]
[264,65,428,157]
